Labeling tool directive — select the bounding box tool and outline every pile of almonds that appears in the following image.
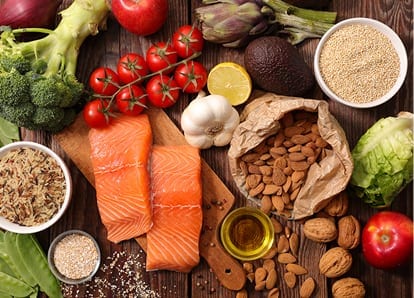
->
[238,110,331,217]
[236,216,316,298]
[236,191,366,298]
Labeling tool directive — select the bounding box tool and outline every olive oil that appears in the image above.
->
[220,207,274,261]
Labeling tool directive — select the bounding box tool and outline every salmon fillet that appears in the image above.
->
[146,145,202,272]
[89,114,153,243]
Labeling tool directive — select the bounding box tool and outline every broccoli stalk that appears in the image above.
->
[0,0,110,132]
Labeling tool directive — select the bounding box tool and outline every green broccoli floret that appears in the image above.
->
[0,0,110,133]
[1,102,35,127]
[0,68,30,106]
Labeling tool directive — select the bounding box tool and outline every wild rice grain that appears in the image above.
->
[319,24,400,103]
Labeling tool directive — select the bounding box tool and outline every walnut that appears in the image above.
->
[323,191,349,216]
[332,277,366,298]
[303,217,337,243]
[319,247,352,278]
[337,215,361,249]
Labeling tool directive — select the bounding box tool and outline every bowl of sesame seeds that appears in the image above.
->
[48,230,101,284]
[0,141,72,234]
[314,17,408,108]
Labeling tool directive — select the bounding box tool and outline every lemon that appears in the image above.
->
[207,62,252,106]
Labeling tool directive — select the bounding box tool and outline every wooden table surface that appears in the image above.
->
[22,0,412,297]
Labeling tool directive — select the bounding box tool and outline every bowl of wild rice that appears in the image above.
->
[314,17,408,108]
[0,141,72,234]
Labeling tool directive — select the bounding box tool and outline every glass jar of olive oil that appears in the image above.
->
[220,207,274,261]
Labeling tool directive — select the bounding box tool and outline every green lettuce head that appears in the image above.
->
[350,111,413,208]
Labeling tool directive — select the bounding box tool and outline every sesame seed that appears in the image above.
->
[53,234,98,280]
[319,24,400,103]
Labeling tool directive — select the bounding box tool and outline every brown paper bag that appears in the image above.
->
[228,93,354,219]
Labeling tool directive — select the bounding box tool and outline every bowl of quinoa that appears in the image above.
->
[314,17,408,108]
[48,230,101,284]
[0,141,72,233]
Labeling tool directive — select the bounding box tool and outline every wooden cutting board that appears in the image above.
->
[54,108,246,291]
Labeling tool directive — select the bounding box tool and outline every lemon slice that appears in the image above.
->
[207,62,252,106]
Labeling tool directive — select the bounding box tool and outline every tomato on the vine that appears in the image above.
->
[115,85,147,116]
[89,67,120,96]
[117,53,149,84]
[174,61,207,93]
[146,75,180,108]
[146,42,178,74]
[83,99,112,128]
[172,25,204,58]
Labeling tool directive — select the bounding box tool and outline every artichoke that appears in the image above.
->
[195,0,337,47]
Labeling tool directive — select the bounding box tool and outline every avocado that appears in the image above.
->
[244,36,315,97]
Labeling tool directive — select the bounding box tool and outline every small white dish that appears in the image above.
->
[0,141,72,234]
[314,17,408,108]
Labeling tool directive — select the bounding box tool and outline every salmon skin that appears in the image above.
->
[89,114,153,243]
[146,145,202,273]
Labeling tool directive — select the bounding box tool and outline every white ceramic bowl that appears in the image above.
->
[314,17,408,108]
[0,141,72,234]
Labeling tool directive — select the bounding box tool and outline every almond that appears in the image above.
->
[243,262,253,273]
[283,271,297,288]
[300,277,316,298]
[236,289,248,298]
[270,217,283,234]
[289,232,300,256]
[277,253,297,264]
[265,268,277,289]
[260,195,272,214]
[286,263,308,275]
[254,267,267,283]
[246,174,262,189]
[277,235,290,253]
[262,259,276,273]
[272,167,287,186]
[267,288,280,298]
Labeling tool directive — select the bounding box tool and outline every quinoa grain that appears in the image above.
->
[319,24,400,103]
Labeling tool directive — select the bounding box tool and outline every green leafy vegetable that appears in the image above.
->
[0,116,20,146]
[350,111,413,208]
[0,0,110,133]
[0,230,62,298]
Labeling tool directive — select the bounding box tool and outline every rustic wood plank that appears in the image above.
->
[19,0,413,297]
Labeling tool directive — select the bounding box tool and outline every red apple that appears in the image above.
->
[111,0,168,36]
[362,211,413,269]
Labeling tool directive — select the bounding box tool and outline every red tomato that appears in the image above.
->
[115,85,147,116]
[172,25,204,58]
[362,211,413,269]
[83,99,112,128]
[89,67,120,96]
[174,61,207,93]
[117,53,149,84]
[146,75,180,108]
[146,42,178,74]
[111,0,168,36]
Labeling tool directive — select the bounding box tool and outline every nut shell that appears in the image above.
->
[319,247,352,278]
[303,217,337,242]
[337,215,361,249]
[332,277,366,298]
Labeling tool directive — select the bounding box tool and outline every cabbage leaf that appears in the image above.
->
[350,112,413,208]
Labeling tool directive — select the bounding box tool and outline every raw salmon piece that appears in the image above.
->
[89,114,153,243]
[146,145,202,272]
